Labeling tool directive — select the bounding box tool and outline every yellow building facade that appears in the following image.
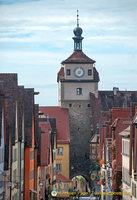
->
[56,143,70,179]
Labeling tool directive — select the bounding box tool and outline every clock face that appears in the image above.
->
[74,67,85,78]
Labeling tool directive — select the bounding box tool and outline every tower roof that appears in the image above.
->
[61,51,96,64]
[61,11,96,64]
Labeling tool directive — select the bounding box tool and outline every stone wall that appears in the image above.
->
[61,100,93,179]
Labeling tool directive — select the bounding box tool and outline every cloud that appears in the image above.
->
[0,0,137,106]
[0,0,40,5]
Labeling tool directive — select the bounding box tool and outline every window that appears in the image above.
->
[88,69,92,76]
[69,104,72,108]
[13,169,17,182]
[57,147,63,155]
[123,167,131,185]
[53,151,56,161]
[21,147,24,160]
[66,69,71,76]
[56,164,61,173]
[13,149,17,162]
[0,148,4,164]
[76,88,82,95]
[132,182,136,197]
[64,184,68,189]
[58,184,61,189]
[122,140,129,156]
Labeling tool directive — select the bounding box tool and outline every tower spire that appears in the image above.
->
[73,10,84,51]
[77,9,79,27]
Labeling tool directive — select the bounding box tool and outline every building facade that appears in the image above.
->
[119,126,131,200]
[0,82,5,200]
[39,106,71,197]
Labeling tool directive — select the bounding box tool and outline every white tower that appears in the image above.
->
[57,11,99,179]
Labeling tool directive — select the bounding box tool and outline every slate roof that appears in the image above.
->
[0,74,17,147]
[0,81,4,146]
[17,86,24,142]
[24,88,34,147]
[61,51,96,64]
[0,74,17,169]
[35,104,39,148]
[39,107,70,144]
[99,89,137,111]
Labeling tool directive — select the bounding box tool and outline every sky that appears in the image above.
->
[0,0,137,106]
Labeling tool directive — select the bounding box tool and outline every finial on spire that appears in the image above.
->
[73,10,83,51]
[77,10,79,27]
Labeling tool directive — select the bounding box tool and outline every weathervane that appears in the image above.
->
[77,9,79,27]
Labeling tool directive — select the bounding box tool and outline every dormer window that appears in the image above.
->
[88,69,92,76]
[66,69,71,76]
[76,88,82,95]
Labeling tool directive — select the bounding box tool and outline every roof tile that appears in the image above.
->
[39,121,51,165]
[56,172,72,182]
[39,107,70,144]
[61,51,95,64]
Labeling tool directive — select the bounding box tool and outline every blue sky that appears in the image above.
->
[0,0,137,105]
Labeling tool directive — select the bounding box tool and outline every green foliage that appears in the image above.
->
[76,176,86,183]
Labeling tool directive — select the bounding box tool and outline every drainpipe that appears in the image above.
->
[133,121,137,178]
[129,122,133,176]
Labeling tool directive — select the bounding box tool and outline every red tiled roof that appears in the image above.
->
[39,107,70,144]
[61,51,95,64]
[56,172,72,182]
[119,126,130,137]
[110,108,130,124]
[57,67,64,82]
[39,121,51,165]
[112,118,129,135]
